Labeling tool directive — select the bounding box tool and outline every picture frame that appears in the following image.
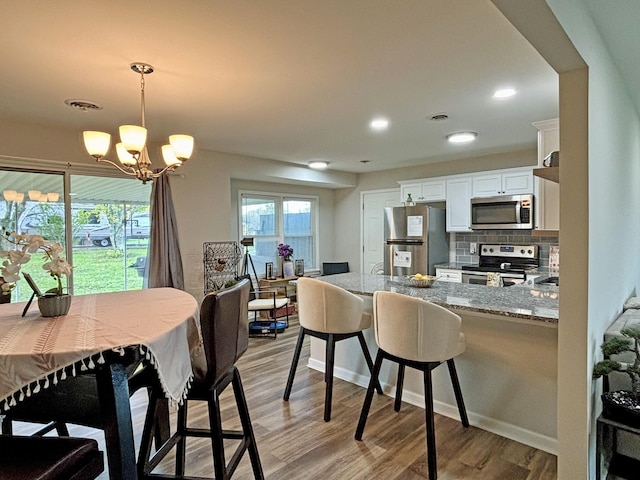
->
[22,272,43,297]
[294,259,304,277]
[265,262,275,280]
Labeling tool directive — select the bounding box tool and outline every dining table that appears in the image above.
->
[0,287,206,480]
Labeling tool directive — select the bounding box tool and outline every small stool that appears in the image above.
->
[0,435,104,480]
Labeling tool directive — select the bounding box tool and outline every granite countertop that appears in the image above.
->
[318,273,558,325]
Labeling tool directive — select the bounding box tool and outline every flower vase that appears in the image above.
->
[38,294,72,317]
[283,260,294,278]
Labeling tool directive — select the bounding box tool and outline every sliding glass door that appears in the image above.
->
[0,169,150,301]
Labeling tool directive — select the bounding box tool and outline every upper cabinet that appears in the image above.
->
[399,178,446,203]
[472,168,533,197]
[445,176,472,232]
[532,118,560,231]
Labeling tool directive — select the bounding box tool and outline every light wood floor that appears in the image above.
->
[13,315,557,479]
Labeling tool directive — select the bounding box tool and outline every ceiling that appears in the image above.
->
[0,1,633,175]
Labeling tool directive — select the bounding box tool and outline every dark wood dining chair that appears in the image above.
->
[0,435,104,480]
[138,278,263,479]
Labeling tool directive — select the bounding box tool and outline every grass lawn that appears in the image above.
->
[12,244,148,302]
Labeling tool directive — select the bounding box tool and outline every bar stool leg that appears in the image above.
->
[207,389,227,480]
[356,332,383,395]
[232,368,265,479]
[355,350,384,440]
[283,328,306,401]
[394,363,406,412]
[447,359,469,427]
[324,334,336,421]
[423,368,437,480]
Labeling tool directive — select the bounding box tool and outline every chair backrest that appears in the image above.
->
[373,291,465,363]
[296,277,370,333]
[322,262,350,275]
[199,278,251,384]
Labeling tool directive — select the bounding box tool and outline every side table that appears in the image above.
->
[597,414,640,479]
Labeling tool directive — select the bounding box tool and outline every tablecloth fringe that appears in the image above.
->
[1,349,110,412]
[1,344,193,412]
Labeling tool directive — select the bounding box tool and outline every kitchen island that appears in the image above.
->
[309,273,558,454]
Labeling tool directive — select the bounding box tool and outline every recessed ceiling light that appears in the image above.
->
[429,113,449,121]
[446,132,478,144]
[369,117,389,131]
[308,160,329,170]
[493,88,517,99]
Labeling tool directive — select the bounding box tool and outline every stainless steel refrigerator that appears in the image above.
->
[383,205,448,276]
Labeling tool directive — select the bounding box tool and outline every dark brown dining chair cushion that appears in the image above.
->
[0,435,104,480]
[199,278,250,385]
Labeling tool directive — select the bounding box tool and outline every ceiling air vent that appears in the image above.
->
[64,99,103,112]
[429,113,449,121]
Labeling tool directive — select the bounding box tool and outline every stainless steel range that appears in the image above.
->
[461,244,539,286]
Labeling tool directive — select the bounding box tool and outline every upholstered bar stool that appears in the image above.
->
[355,291,469,480]
[138,279,263,479]
[283,277,382,422]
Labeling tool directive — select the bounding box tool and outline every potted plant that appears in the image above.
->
[593,326,640,427]
[0,230,73,316]
[277,243,294,278]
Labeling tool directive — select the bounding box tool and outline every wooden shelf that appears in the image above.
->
[533,167,559,183]
[531,229,559,238]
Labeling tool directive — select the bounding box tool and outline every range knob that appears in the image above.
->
[482,247,487,253]
[528,249,533,254]
[489,248,494,253]
[520,249,525,254]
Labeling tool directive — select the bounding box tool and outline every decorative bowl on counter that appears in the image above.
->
[408,275,437,288]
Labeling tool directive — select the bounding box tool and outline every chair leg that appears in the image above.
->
[423,368,438,480]
[355,350,384,440]
[324,334,336,422]
[394,363,406,412]
[207,388,227,480]
[175,400,188,476]
[137,390,159,477]
[356,332,383,395]
[283,328,306,401]
[447,359,469,427]
[231,367,264,479]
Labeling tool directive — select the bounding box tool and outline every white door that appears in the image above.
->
[361,189,401,274]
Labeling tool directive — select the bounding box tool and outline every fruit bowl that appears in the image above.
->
[408,275,437,288]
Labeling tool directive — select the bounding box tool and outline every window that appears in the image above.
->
[240,193,317,276]
[0,169,150,300]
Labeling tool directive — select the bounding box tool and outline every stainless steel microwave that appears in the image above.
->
[470,194,534,230]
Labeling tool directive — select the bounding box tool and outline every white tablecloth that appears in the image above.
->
[0,288,204,411]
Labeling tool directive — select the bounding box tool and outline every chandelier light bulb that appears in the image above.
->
[47,192,60,202]
[38,194,48,203]
[83,131,111,159]
[119,125,147,155]
[28,190,41,201]
[14,192,24,202]
[116,143,137,167]
[2,190,17,201]
[169,135,194,161]
[162,145,183,167]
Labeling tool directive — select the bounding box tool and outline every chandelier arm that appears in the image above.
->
[149,165,177,178]
[96,158,139,177]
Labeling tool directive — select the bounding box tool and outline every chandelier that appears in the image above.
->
[82,63,194,184]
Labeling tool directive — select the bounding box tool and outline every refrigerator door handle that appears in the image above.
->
[386,240,424,245]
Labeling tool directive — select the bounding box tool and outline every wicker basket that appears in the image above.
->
[409,276,436,288]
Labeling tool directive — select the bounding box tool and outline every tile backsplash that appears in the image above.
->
[452,231,559,269]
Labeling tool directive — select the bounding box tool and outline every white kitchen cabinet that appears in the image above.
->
[446,176,472,232]
[400,182,422,203]
[472,168,533,197]
[533,118,560,231]
[399,178,446,203]
[436,268,462,283]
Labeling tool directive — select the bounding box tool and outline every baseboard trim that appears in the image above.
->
[307,358,557,455]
